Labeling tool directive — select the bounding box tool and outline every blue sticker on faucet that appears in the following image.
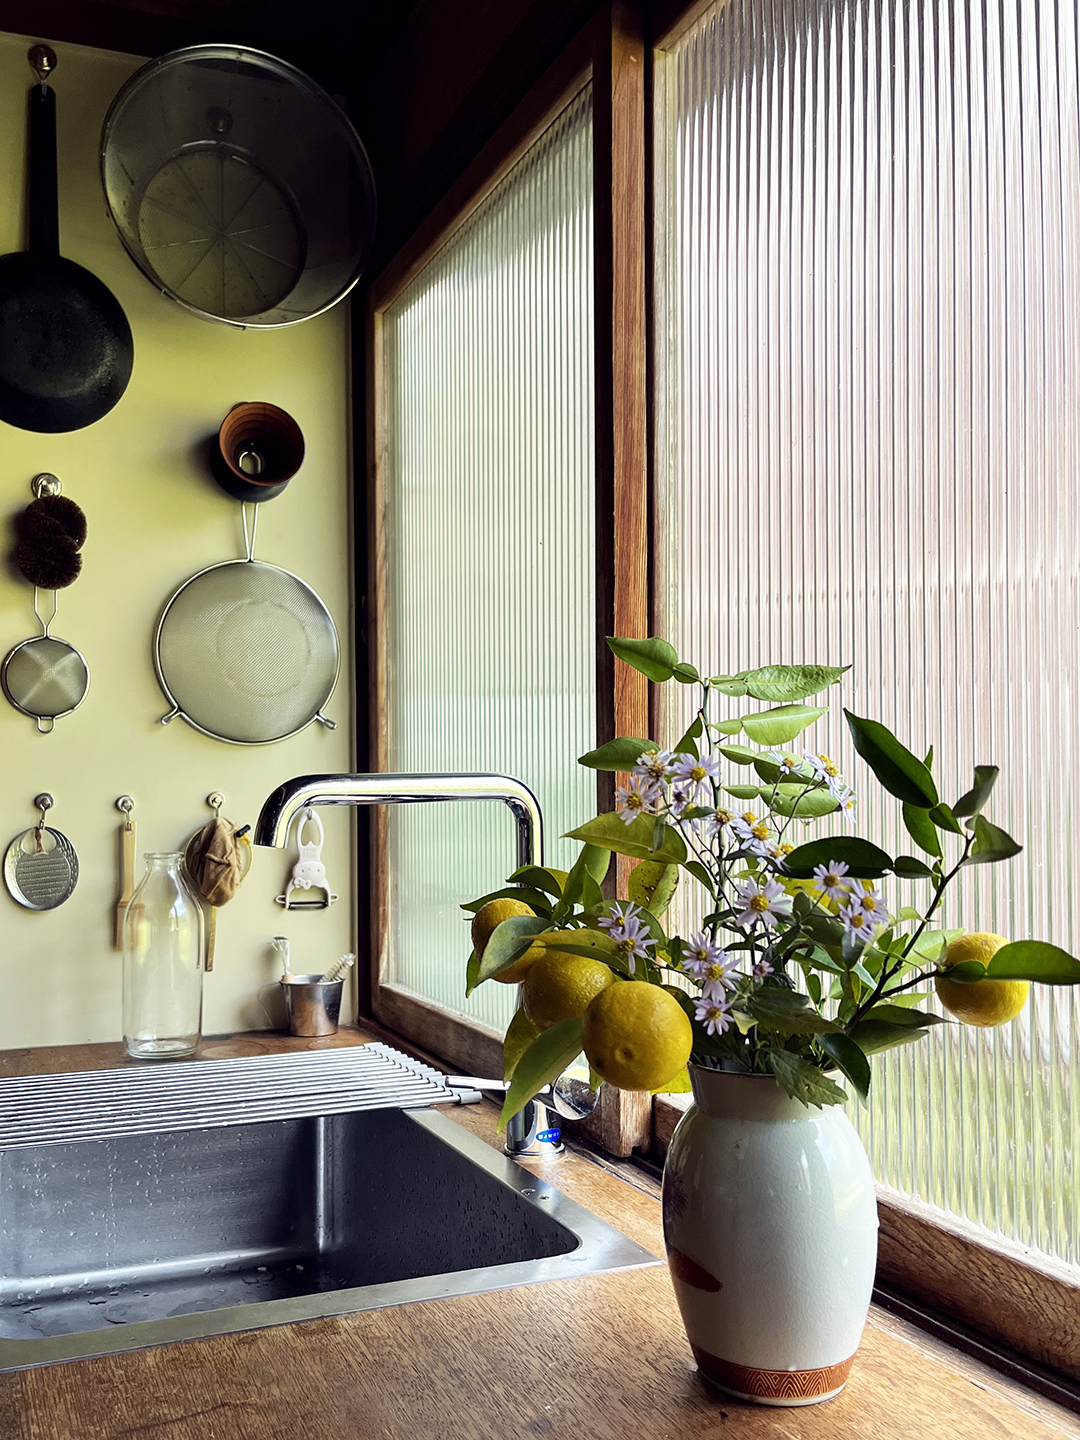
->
[536,1128,562,1144]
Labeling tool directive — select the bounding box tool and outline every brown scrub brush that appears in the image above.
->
[10,487,87,589]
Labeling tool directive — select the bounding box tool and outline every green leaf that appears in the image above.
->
[848,1019,932,1056]
[628,861,679,917]
[562,843,612,907]
[565,812,687,864]
[902,802,942,858]
[802,910,844,947]
[577,737,655,771]
[892,855,935,880]
[766,785,840,819]
[465,950,481,999]
[943,960,987,983]
[763,1049,848,1107]
[723,784,761,800]
[741,705,828,746]
[713,717,744,735]
[908,927,963,963]
[961,815,1023,867]
[731,663,851,704]
[681,859,716,896]
[708,674,750,697]
[475,915,550,984]
[719,744,758,766]
[459,884,553,915]
[799,944,845,974]
[929,802,964,835]
[498,1019,584,1129]
[858,1004,948,1029]
[952,765,1000,820]
[507,865,568,898]
[606,635,678,683]
[817,1032,871,1102]
[672,661,701,685]
[782,835,894,879]
[503,1007,540,1080]
[985,940,1080,985]
[531,929,621,964]
[580,844,612,886]
[673,715,703,756]
[844,711,938,807]
[746,986,842,1035]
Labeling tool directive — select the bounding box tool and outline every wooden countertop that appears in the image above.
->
[0,1030,1076,1440]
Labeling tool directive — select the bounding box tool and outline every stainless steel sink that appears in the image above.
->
[0,1104,657,1370]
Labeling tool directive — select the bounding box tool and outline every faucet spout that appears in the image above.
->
[253,773,544,869]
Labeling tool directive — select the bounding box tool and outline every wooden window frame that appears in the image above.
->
[363,0,1080,1380]
[363,3,651,1153]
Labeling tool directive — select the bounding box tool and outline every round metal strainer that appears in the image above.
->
[2,591,89,733]
[154,509,338,744]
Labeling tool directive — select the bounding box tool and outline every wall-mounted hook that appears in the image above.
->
[206,792,224,818]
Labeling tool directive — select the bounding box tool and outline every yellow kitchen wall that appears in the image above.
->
[0,32,356,1047]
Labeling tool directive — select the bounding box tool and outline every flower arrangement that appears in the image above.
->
[463,637,1080,1126]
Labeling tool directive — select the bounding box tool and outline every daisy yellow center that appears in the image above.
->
[751,822,770,840]
[688,765,707,783]
[749,894,771,913]
[819,755,840,777]
[715,809,733,824]
[705,962,726,981]
[742,812,757,824]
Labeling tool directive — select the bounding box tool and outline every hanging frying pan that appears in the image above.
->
[0,46,133,434]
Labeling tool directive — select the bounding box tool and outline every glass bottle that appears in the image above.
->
[122,853,204,1060]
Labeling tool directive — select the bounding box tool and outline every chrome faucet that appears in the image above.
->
[253,772,543,867]
[253,772,551,1155]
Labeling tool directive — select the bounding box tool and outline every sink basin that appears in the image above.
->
[0,1105,656,1370]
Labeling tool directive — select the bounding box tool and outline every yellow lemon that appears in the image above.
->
[522,951,615,1030]
[582,981,693,1091]
[471,898,538,984]
[935,932,1029,1027]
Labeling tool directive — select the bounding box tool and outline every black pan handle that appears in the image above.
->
[27,60,58,257]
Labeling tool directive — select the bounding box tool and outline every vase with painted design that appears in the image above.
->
[662,1065,878,1406]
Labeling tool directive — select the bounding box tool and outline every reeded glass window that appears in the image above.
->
[655,0,1080,1263]
[381,86,596,1035]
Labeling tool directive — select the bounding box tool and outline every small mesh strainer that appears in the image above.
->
[154,508,338,744]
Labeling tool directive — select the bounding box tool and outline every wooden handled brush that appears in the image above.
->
[114,796,136,949]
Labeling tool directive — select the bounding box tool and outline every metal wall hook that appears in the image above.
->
[115,795,134,826]
[206,792,224,817]
[28,45,56,89]
[31,472,61,498]
[34,793,53,832]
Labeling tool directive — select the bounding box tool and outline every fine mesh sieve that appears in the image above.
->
[154,508,338,744]
[1,591,89,733]
[100,46,376,328]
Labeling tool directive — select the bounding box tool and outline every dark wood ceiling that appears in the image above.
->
[0,0,423,93]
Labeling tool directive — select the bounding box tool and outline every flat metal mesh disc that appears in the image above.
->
[155,559,338,744]
[2,636,89,720]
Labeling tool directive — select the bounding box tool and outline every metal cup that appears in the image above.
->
[280,975,343,1037]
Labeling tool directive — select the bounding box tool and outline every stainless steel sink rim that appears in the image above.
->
[0,1106,658,1371]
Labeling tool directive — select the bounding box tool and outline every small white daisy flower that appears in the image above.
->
[734,877,793,931]
[812,860,853,903]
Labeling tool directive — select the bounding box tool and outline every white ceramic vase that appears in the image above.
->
[662,1066,878,1406]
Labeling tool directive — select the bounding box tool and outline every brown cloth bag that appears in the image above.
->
[186,818,246,907]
